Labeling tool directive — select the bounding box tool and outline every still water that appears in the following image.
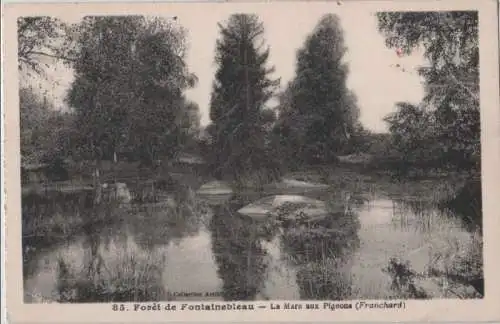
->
[23,181,479,302]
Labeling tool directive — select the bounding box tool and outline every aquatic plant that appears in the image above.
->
[426,229,483,297]
[56,248,166,303]
[384,257,429,299]
[296,256,353,300]
[383,229,484,300]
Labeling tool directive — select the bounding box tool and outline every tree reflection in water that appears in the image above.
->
[129,185,211,251]
[210,201,272,301]
[281,201,361,300]
[56,209,167,303]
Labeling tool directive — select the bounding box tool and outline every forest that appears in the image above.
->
[19,12,480,185]
[19,12,483,302]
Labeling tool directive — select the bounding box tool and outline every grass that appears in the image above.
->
[277,166,483,300]
[56,245,167,302]
[282,166,467,210]
[296,256,353,300]
[383,258,430,299]
[426,229,484,296]
[23,162,483,301]
[24,184,210,303]
[226,168,283,192]
[278,199,361,300]
[439,178,482,230]
[383,229,483,299]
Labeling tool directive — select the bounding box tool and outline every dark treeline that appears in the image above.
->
[19,12,484,303]
[19,12,480,186]
[376,12,480,174]
[19,16,200,172]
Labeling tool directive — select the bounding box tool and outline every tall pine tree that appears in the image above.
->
[276,14,359,166]
[209,14,280,182]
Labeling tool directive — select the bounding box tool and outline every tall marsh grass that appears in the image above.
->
[384,229,483,299]
[56,244,167,302]
[426,229,483,297]
[296,255,353,300]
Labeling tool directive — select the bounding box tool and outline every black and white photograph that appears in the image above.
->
[10,2,490,307]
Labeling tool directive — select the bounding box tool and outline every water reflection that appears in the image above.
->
[128,186,209,251]
[351,198,482,299]
[392,199,451,231]
[280,198,361,300]
[281,210,361,265]
[23,181,482,302]
[209,202,271,301]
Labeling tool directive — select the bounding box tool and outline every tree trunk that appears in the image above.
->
[93,159,102,205]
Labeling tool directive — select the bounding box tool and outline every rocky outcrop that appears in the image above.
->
[196,180,233,205]
[237,195,330,223]
[197,181,233,195]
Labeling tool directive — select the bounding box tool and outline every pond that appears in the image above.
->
[22,176,482,302]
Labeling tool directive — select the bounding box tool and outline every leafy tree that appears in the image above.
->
[67,16,198,168]
[17,17,77,75]
[20,86,52,164]
[347,122,372,154]
[18,17,76,166]
[126,19,198,166]
[275,14,360,167]
[209,14,280,181]
[384,102,438,165]
[377,12,479,171]
[377,11,478,108]
[17,17,80,180]
[178,99,201,139]
[67,16,141,165]
[19,87,73,165]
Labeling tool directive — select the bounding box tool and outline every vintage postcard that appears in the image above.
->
[3,0,500,322]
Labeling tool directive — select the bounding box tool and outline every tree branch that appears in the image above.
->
[28,50,77,62]
[447,72,480,104]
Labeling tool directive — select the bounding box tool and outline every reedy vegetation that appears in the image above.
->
[19,13,482,299]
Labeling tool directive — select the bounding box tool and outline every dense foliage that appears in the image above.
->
[273,14,361,168]
[377,11,480,172]
[18,12,481,179]
[19,12,484,303]
[17,16,76,74]
[66,16,199,166]
[18,16,201,170]
[208,14,281,182]
[19,87,74,165]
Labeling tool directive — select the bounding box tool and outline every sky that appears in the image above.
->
[21,6,428,133]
